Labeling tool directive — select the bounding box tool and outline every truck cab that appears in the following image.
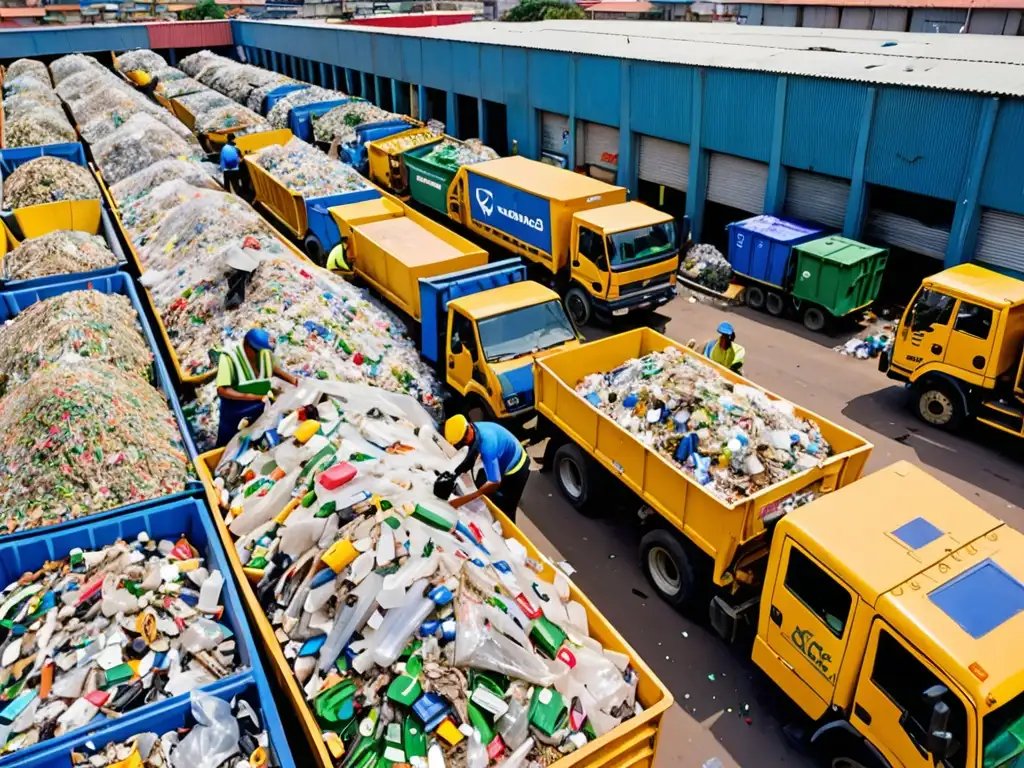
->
[750,462,1024,768]
[879,264,1024,437]
[567,202,681,326]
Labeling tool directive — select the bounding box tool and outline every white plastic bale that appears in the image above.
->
[49,53,103,85]
[91,113,204,185]
[116,49,168,73]
[110,159,219,209]
[265,86,346,129]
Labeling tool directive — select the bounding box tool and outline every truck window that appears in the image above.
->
[478,300,576,363]
[953,301,993,340]
[451,312,478,362]
[606,221,678,268]
[871,629,968,768]
[578,228,605,265]
[784,548,852,638]
[910,288,956,332]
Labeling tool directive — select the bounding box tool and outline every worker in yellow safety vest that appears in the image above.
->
[326,242,351,273]
[127,69,160,99]
[214,328,298,447]
[699,321,746,374]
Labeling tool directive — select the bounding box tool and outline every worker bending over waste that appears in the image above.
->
[127,69,160,99]
[444,415,530,521]
[215,328,297,448]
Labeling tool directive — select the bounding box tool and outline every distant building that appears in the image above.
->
[728,0,1019,33]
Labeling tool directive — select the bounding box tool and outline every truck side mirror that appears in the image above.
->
[924,686,953,759]
[451,338,464,355]
[596,253,608,272]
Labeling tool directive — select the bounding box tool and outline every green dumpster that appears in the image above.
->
[404,144,458,214]
[791,236,888,331]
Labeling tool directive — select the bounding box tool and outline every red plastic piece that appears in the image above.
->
[318,462,357,491]
[85,690,110,707]
[515,593,542,620]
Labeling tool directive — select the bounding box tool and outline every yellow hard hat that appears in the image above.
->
[444,414,469,446]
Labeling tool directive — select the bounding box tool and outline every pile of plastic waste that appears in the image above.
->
[5,58,51,83]
[575,346,832,501]
[117,48,167,74]
[0,362,189,534]
[181,51,291,107]
[249,138,373,198]
[3,110,76,149]
[179,50,221,79]
[0,59,77,149]
[313,101,401,144]
[266,86,346,129]
[109,159,220,208]
[3,229,118,282]
[0,290,153,388]
[1,74,52,97]
[422,139,499,171]
[0,538,238,755]
[680,243,733,293]
[3,88,63,120]
[151,65,190,82]
[160,76,206,100]
[91,113,204,186]
[374,129,441,156]
[195,103,271,137]
[246,79,298,114]
[835,312,896,360]
[49,53,103,86]
[2,157,100,210]
[210,382,644,767]
[73,691,274,768]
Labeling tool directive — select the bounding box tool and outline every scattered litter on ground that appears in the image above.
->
[834,310,897,360]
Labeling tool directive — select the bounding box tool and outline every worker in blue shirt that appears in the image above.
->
[445,415,530,522]
[220,133,242,195]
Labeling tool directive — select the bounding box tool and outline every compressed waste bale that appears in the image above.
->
[4,58,50,84]
[159,76,205,99]
[109,158,219,208]
[151,64,189,81]
[0,542,239,755]
[246,77,299,113]
[210,386,644,765]
[575,345,832,501]
[175,88,235,117]
[313,100,399,144]
[179,50,220,78]
[3,229,118,282]
[421,137,499,171]
[55,67,122,104]
[680,243,733,293]
[2,156,100,210]
[194,103,270,137]
[80,100,196,145]
[2,110,76,148]
[0,361,189,533]
[116,48,167,73]
[2,74,53,98]
[92,112,202,185]
[248,137,373,198]
[63,77,143,125]
[49,53,102,85]
[2,89,63,121]
[266,85,345,129]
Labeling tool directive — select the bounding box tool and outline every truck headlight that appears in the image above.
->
[504,394,521,409]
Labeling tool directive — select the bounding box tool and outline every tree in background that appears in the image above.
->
[502,0,585,20]
[181,0,226,20]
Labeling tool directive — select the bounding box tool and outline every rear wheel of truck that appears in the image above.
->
[640,528,696,609]
[304,234,326,266]
[552,443,601,516]
[914,380,966,431]
[565,286,591,327]
[802,306,829,333]
[766,291,785,317]
[745,285,766,311]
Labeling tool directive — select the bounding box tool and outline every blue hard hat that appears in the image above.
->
[244,328,272,351]
[717,321,735,336]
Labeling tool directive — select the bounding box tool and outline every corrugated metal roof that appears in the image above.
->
[257,18,1024,96]
[588,1,658,12]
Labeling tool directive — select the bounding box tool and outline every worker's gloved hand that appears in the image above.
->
[432,471,457,500]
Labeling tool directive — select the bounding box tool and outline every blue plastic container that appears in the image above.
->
[0,205,129,292]
[726,215,826,289]
[305,187,382,255]
[0,496,269,765]
[262,83,308,115]
[287,97,352,143]
[0,144,89,211]
[8,676,296,768]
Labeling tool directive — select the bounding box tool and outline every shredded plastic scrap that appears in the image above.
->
[3,89,63,121]
[575,346,833,501]
[0,538,238,755]
[248,138,372,198]
[4,229,117,282]
[210,383,643,767]
[266,86,346,129]
[2,110,77,149]
[0,361,189,533]
[2,156,100,210]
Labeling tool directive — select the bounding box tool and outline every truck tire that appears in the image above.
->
[565,286,591,327]
[552,443,601,516]
[304,234,326,267]
[802,306,829,333]
[914,379,966,431]
[465,395,495,423]
[639,528,696,609]
[766,291,785,317]
[815,729,889,768]
[745,285,766,311]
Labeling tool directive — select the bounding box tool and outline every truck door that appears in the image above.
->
[755,539,857,719]
[572,225,609,299]
[893,287,956,375]
[447,309,480,395]
[851,621,973,768]
[943,300,996,385]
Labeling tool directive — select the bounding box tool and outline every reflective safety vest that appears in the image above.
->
[216,344,273,389]
[327,243,350,272]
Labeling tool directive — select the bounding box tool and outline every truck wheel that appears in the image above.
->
[745,285,766,311]
[552,443,600,516]
[914,380,966,431]
[565,286,591,327]
[815,730,887,768]
[304,234,326,266]
[465,395,495,423]
[639,528,696,609]
[766,291,785,317]
[803,306,829,333]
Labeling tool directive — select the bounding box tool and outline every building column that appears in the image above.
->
[617,61,634,192]
[392,80,402,114]
[345,69,355,95]
[764,76,788,216]
[686,68,708,242]
[567,55,577,167]
[843,87,876,239]
[320,62,327,88]
[948,97,1000,267]
[477,97,486,143]
[331,65,338,90]
[169,48,177,66]
[418,84,428,123]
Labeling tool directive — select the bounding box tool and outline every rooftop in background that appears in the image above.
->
[254,18,1024,96]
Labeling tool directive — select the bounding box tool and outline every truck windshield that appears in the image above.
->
[478,301,576,363]
[983,691,1024,767]
[606,221,678,269]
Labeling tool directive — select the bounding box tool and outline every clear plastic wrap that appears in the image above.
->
[2,109,76,149]
[2,156,100,210]
[159,76,205,99]
[109,159,219,208]
[116,48,167,73]
[171,692,240,768]
[81,101,196,145]
[248,137,373,198]
[194,103,270,137]
[2,74,52,97]
[2,89,63,120]
[179,50,220,78]
[91,112,203,185]
[265,86,345,129]
[313,100,398,144]
[5,58,50,84]
[246,78,298,113]
[175,88,234,116]
[49,53,103,85]
[4,229,117,282]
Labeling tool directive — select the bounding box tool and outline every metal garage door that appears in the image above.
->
[783,170,850,228]
[865,210,949,259]
[579,121,620,169]
[975,210,1024,273]
[707,153,768,213]
[540,111,569,156]
[638,136,689,192]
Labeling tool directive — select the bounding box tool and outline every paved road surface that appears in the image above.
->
[514,290,1024,767]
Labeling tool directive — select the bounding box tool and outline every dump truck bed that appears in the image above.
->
[535,327,873,586]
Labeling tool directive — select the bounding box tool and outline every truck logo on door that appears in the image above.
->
[475,188,494,216]
[790,626,837,684]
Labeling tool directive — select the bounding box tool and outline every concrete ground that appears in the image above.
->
[513,290,1024,767]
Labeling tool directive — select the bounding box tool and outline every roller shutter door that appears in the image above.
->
[579,121,620,169]
[540,111,569,156]
[975,210,1024,273]
[783,170,850,229]
[707,153,767,213]
[865,210,949,259]
[638,136,689,192]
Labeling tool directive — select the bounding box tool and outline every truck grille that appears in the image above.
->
[618,273,672,296]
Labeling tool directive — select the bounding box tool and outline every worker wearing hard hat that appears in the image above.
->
[127,69,160,99]
[214,328,298,447]
[701,321,746,374]
[444,415,530,522]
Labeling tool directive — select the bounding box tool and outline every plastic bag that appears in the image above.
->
[171,691,240,768]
